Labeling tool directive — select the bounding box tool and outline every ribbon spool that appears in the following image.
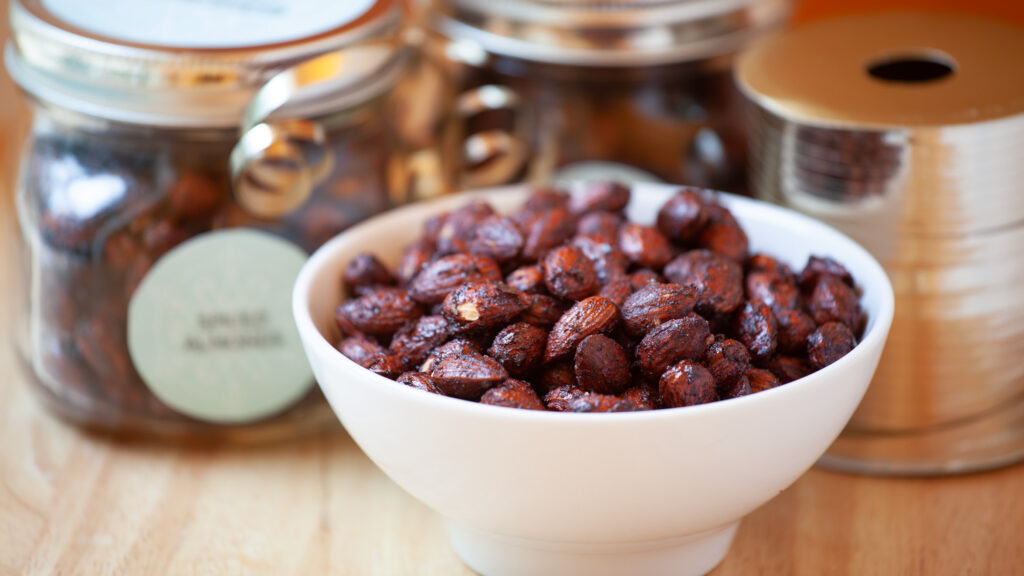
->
[737,12,1024,475]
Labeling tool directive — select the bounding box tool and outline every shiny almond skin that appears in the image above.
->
[618,223,674,270]
[745,270,800,314]
[621,386,658,410]
[395,240,435,286]
[628,269,662,291]
[430,352,509,399]
[776,308,817,355]
[517,294,568,328]
[543,245,597,301]
[733,300,778,362]
[808,275,861,331]
[699,203,748,262]
[620,283,697,338]
[568,181,630,215]
[807,322,856,369]
[571,235,629,285]
[522,207,576,261]
[397,372,444,395]
[706,336,751,392]
[480,379,546,410]
[545,296,620,362]
[337,336,385,368]
[798,255,854,290]
[442,283,529,332]
[436,200,496,255]
[506,265,547,294]
[576,211,623,245]
[573,334,631,395]
[664,250,743,317]
[660,361,717,408]
[409,253,502,305]
[565,393,645,413]
[636,314,713,380]
[656,188,709,245]
[598,278,634,308]
[538,361,578,395]
[343,253,395,297]
[746,368,780,393]
[489,322,547,376]
[543,384,586,411]
[419,338,480,373]
[766,355,812,384]
[469,215,524,264]
[389,315,450,371]
[337,288,424,337]
[367,354,402,379]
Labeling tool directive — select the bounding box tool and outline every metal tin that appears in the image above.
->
[737,12,1024,474]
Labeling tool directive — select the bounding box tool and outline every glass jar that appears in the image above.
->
[414,0,791,193]
[7,0,408,440]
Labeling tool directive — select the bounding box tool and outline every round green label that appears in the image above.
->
[127,229,313,424]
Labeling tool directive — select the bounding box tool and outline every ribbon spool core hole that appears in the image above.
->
[866,51,956,83]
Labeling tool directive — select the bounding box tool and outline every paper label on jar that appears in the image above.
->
[42,0,376,48]
[127,229,314,424]
[552,161,663,185]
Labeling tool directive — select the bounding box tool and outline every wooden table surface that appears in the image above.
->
[1,2,1023,575]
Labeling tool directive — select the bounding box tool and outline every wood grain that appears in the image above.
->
[1,1,1022,574]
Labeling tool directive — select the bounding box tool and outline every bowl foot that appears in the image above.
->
[447,521,740,576]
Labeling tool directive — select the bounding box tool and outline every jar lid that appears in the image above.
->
[6,0,404,127]
[431,0,791,67]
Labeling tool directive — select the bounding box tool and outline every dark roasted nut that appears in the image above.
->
[389,315,450,371]
[807,322,856,369]
[522,187,570,214]
[766,355,811,384]
[719,375,753,399]
[660,361,717,408]
[799,255,854,291]
[168,172,222,221]
[705,336,751,391]
[745,269,799,313]
[748,253,789,275]
[629,268,662,291]
[395,239,435,286]
[422,212,448,245]
[808,274,861,331]
[573,334,631,395]
[544,384,586,411]
[746,368,780,393]
[420,338,481,372]
[489,322,547,376]
[571,235,629,285]
[636,314,712,380]
[506,265,546,294]
[430,352,509,399]
[577,211,623,244]
[538,361,578,395]
[343,252,395,297]
[436,200,495,254]
[469,215,523,263]
[664,250,743,316]
[337,335,386,368]
[442,283,529,332]
[566,392,645,413]
[480,379,546,410]
[337,288,423,337]
[543,245,597,301]
[733,300,778,362]
[620,283,697,338]
[598,278,634,308]
[656,188,708,245]
[545,296,620,362]
[699,203,748,262]
[397,372,443,395]
[568,181,630,215]
[522,207,576,261]
[618,223,674,270]
[517,293,567,328]
[367,354,402,378]
[776,309,817,355]
[409,253,502,305]
[621,386,658,410]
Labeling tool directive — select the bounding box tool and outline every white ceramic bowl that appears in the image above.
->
[292,183,894,576]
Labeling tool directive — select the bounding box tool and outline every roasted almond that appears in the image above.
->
[545,296,620,362]
[573,334,630,395]
[543,245,597,301]
[442,283,529,332]
[617,223,674,270]
[469,215,524,264]
[337,288,424,337]
[620,282,697,338]
[480,379,546,410]
[409,253,502,304]
[489,322,547,376]
[636,314,712,380]
[660,361,717,408]
[430,352,509,399]
[389,315,451,371]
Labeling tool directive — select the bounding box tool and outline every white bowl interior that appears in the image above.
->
[292,183,894,554]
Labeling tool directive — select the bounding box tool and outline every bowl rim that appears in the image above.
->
[292,183,895,423]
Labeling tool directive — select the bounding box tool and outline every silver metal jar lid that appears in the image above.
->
[6,0,405,128]
[431,0,792,67]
